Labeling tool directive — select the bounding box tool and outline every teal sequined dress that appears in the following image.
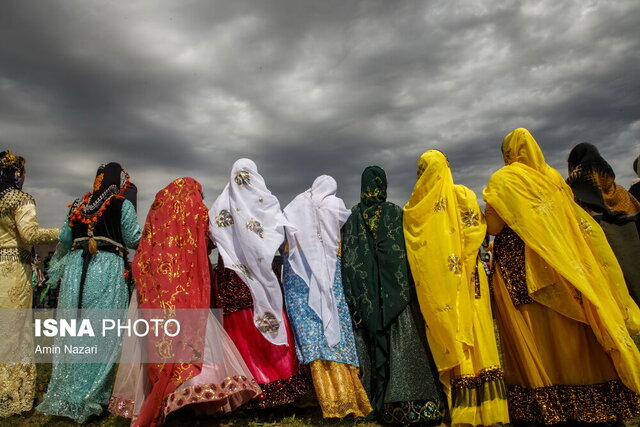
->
[36,199,141,423]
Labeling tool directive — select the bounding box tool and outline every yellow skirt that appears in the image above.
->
[434,266,510,426]
[309,360,372,419]
[492,265,640,423]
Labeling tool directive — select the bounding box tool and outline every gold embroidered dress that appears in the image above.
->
[403,150,509,426]
[0,189,58,417]
[484,128,640,424]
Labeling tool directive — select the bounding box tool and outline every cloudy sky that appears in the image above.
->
[1,0,639,227]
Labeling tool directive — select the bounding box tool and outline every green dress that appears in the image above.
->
[36,199,141,423]
[341,166,445,424]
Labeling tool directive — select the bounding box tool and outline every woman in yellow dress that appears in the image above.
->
[404,150,509,426]
[484,128,640,424]
[0,151,58,418]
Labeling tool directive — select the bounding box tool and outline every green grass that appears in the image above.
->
[3,364,381,426]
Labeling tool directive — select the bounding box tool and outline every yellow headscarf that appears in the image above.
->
[404,150,485,372]
[484,128,640,393]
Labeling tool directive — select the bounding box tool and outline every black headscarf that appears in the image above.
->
[567,142,640,221]
[0,151,25,198]
[83,162,129,215]
[123,182,138,211]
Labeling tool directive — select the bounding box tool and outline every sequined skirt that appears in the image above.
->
[492,264,640,423]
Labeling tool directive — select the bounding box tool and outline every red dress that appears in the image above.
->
[213,255,311,408]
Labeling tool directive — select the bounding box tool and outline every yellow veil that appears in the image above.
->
[404,150,485,382]
[484,128,640,393]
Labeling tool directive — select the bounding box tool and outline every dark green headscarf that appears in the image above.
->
[342,166,411,331]
[341,166,412,414]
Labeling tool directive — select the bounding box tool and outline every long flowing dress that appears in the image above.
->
[403,150,510,426]
[341,166,445,424]
[484,128,640,424]
[108,177,260,426]
[0,153,58,418]
[209,159,311,408]
[282,175,372,419]
[37,163,142,423]
[213,258,311,408]
[567,142,640,304]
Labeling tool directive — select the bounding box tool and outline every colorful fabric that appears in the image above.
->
[213,258,312,409]
[283,256,359,366]
[403,150,509,425]
[36,199,139,423]
[0,187,57,418]
[483,128,640,396]
[342,166,437,418]
[283,175,351,347]
[309,360,372,418]
[354,302,446,423]
[567,142,640,220]
[341,166,410,335]
[79,162,131,217]
[132,177,213,426]
[209,159,290,346]
[109,293,261,423]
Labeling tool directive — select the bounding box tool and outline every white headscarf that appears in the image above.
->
[209,158,289,346]
[283,175,351,347]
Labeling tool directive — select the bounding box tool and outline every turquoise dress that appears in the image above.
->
[282,256,359,366]
[36,199,141,423]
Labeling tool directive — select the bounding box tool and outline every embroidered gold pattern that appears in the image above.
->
[246,219,264,238]
[531,194,555,215]
[447,254,462,275]
[215,209,234,228]
[434,198,447,212]
[507,380,640,424]
[472,265,481,298]
[451,366,504,390]
[108,396,135,418]
[108,376,261,420]
[309,360,373,419]
[492,227,533,306]
[578,217,592,235]
[155,336,175,360]
[0,248,32,264]
[234,169,251,186]
[0,151,22,168]
[461,209,479,227]
[255,311,280,333]
[0,363,36,417]
[233,264,253,281]
[0,190,35,217]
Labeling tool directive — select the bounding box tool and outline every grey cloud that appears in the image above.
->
[0,0,638,228]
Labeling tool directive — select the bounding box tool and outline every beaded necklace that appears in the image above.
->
[68,172,131,254]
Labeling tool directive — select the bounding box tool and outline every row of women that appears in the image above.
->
[1,128,640,426]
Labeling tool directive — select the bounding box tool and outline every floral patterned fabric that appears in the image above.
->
[283,256,358,366]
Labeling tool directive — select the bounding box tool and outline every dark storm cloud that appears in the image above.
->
[1,0,638,227]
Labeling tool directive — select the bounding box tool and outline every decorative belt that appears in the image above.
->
[72,236,127,308]
[0,247,32,264]
[72,236,126,257]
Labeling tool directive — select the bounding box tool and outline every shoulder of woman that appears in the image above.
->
[1,189,34,211]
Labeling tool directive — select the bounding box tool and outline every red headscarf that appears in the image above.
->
[133,177,211,427]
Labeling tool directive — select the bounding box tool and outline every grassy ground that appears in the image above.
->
[4,364,381,427]
[6,364,640,426]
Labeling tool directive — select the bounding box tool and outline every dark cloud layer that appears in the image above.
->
[1,0,639,227]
